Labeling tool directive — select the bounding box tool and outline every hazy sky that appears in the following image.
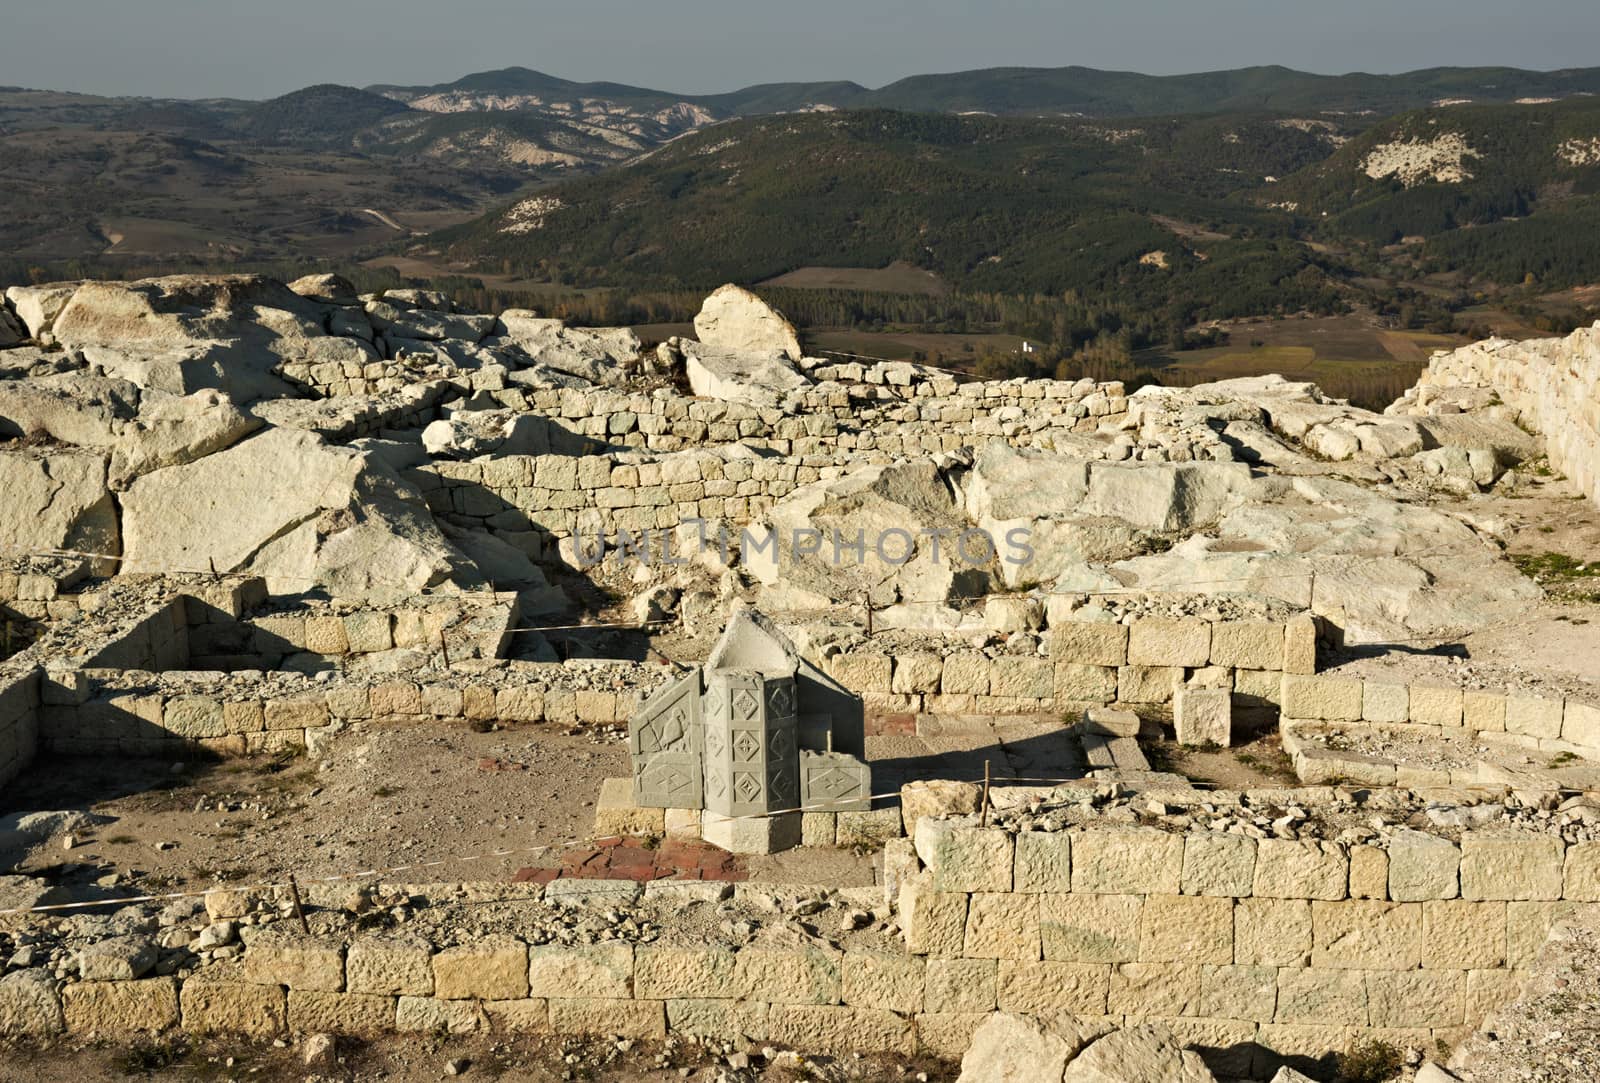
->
[4,0,1597,100]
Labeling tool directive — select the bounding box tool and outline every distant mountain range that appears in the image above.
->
[372,63,1600,119]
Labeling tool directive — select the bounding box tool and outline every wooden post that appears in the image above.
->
[287,874,310,935]
[980,759,992,828]
[864,594,873,637]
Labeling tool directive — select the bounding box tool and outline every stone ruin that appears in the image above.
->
[630,609,870,852]
[3,274,1600,1078]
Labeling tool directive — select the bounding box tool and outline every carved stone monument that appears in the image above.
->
[628,608,871,852]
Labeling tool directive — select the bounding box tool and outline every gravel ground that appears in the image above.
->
[1450,915,1600,1082]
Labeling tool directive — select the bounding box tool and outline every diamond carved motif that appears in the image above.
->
[732,731,761,762]
[733,771,761,803]
[731,688,759,720]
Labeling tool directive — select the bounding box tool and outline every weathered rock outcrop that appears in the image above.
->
[0,450,120,569]
[683,340,809,408]
[119,428,459,599]
[692,283,803,361]
[1391,322,1600,505]
[51,275,354,403]
[3,284,79,341]
[490,312,638,386]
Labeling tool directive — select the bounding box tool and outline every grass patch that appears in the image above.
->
[117,1038,190,1075]
[1513,551,1592,581]
[1337,1038,1405,1082]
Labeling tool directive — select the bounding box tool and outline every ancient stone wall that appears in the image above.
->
[819,613,1316,717]
[35,661,668,760]
[1394,324,1600,504]
[7,824,1593,1075]
[1279,673,1600,784]
[0,669,39,787]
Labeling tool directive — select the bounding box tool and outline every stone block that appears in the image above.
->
[1283,614,1317,675]
[1127,618,1211,668]
[989,656,1053,699]
[483,999,550,1033]
[1563,700,1600,748]
[369,681,422,716]
[1106,962,1200,1018]
[1039,892,1142,963]
[528,943,633,1000]
[77,937,158,981]
[765,1004,915,1057]
[1362,682,1409,723]
[1234,668,1283,704]
[1466,968,1525,1023]
[1348,846,1388,901]
[287,990,395,1033]
[1200,964,1277,1023]
[222,699,265,734]
[1209,621,1286,671]
[734,947,840,1005]
[996,960,1110,1016]
[1463,691,1507,733]
[1310,900,1421,970]
[829,653,892,693]
[1366,970,1464,1028]
[179,978,286,1036]
[1422,901,1505,969]
[665,998,769,1039]
[421,685,463,717]
[1273,968,1366,1026]
[461,686,495,721]
[923,824,1013,894]
[63,979,178,1033]
[1280,675,1362,721]
[836,807,902,847]
[394,996,484,1034]
[1051,620,1129,666]
[548,997,664,1039]
[0,971,62,1036]
[1071,827,1183,895]
[1410,685,1464,727]
[263,695,327,732]
[1175,687,1231,747]
[914,1011,990,1058]
[595,777,666,837]
[1505,694,1564,740]
[899,872,965,956]
[1081,706,1141,736]
[343,611,393,653]
[801,811,835,846]
[924,958,996,1014]
[1508,901,1598,966]
[700,810,801,854]
[433,937,529,1001]
[1235,898,1312,966]
[962,893,1041,961]
[1138,894,1233,965]
[842,951,924,1014]
[1054,663,1117,704]
[241,935,344,992]
[1253,840,1347,900]
[1461,831,1563,901]
[939,652,990,695]
[346,938,433,996]
[1566,841,1600,901]
[303,616,349,654]
[1117,665,1182,704]
[891,653,944,694]
[163,695,226,739]
[497,686,545,723]
[1014,831,1072,893]
[1387,829,1460,901]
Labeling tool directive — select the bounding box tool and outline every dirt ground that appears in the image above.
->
[0,1032,955,1083]
[5,721,633,893]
